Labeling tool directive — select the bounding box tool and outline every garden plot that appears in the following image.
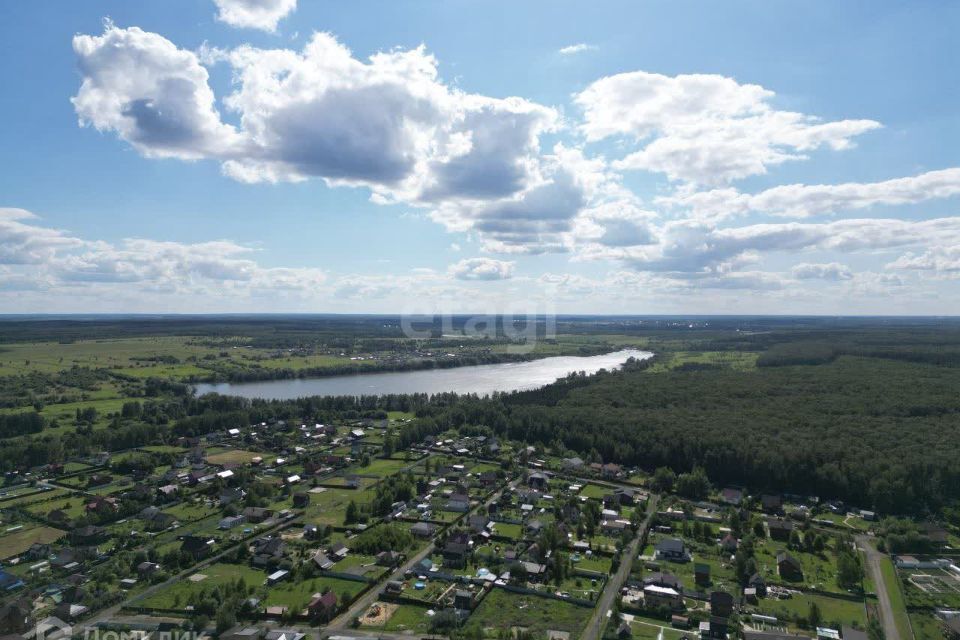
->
[907,569,960,596]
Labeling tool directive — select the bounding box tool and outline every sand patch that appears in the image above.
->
[362,601,398,626]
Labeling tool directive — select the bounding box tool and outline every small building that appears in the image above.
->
[655,538,690,562]
[411,522,436,538]
[443,541,470,569]
[219,515,246,530]
[695,563,711,585]
[767,518,794,542]
[761,494,783,514]
[220,628,264,640]
[312,551,334,570]
[330,542,349,560]
[266,569,289,586]
[710,591,734,618]
[644,584,683,610]
[307,591,337,620]
[292,492,310,508]
[181,536,215,559]
[644,572,682,591]
[720,533,739,553]
[243,507,274,523]
[720,488,743,505]
[777,551,803,581]
[528,472,548,490]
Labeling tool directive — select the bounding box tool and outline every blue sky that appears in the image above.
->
[1,0,958,313]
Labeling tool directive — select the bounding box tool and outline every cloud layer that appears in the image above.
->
[56,21,960,312]
[574,71,880,184]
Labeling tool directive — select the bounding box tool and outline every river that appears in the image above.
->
[193,348,652,399]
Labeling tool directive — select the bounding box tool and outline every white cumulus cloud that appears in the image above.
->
[574,71,880,184]
[558,43,597,55]
[213,0,296,32]
[449,257,515,281]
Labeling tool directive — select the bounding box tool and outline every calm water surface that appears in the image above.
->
[193,349,652,399]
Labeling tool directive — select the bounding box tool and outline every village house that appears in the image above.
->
[644,584,684,609]
[307,591,338,620]
[411,522,436,538]
[219,487,245,506]
[243,507,274,523]
[219,515,246,530]
[527,472,548,490]
[761,494,783,514]
[181,536,215,560]
[710,591,734,617]
[376,550,401,567]
[252,537,286,567]
[329,542,349,560]
[776,551,803,581]
[312,551,334,570]
[720,487,744,505]
[70,525,106,545]
[443,538,470,569]
[767,518,794,542]
[644,572,682,592]
[655,538,691,562]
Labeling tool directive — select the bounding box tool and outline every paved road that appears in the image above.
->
[581,493,660,640]
[857,535,907,640]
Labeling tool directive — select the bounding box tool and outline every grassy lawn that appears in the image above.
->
[378,603,434,634]
[755,592,867,628]
[468,588,593,637]
[755,539,843,593]
[303,487,377,526]
[139,563,266,609]
[493,522,523,540]
[163,501,219,522]
[206,449,271,466]
[575,553,613,574]
[909,611,945,640]
[0,525,66,560]
[23,494,86,519]
[879,555,913,640]
[580,484,610,500]
[643,350,758,373]
[358,457,412,477]
[265,575,363,611]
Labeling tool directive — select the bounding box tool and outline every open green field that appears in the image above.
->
[0,336,237,381]
[363,602,433,634]
[755,592,867,628]
[357,457,413,477]
[264,574,364,611]
[468,588,593,637]
[643,350,758,373]
[23,494,87,519]
[139,563,267,609]
[755,539,843,593]
[303,486,377,526]
[206,449,270,466]
[0,525,66,560]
